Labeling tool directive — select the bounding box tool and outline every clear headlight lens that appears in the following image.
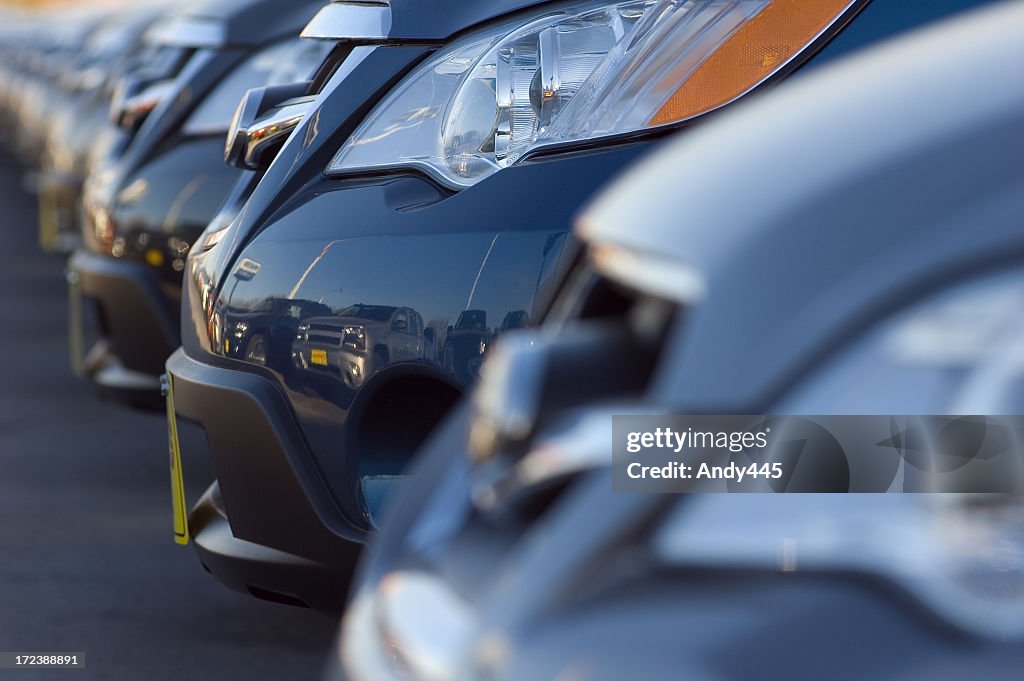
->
[343,572,475,681]
[655,270,1024,639]
[655,494,1024,639]
[328,0,856,188]
[776,268,1024,415]
[342,325,366,351]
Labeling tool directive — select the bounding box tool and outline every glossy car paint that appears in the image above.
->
[190,148,621,501]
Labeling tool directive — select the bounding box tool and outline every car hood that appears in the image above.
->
[166,0,325,47]
[314,0,564,42]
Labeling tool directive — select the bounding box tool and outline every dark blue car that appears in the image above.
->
[165,0,996,612]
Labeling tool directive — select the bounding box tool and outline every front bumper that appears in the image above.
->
[68,249,178,404]
[191,482,353,614]
[166,347,365,614]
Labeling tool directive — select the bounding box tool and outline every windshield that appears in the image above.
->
[337,305,397,322]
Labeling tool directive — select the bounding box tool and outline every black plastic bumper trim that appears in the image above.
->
[190,482,354,615]
[69,249,179,379]
[167,347,365,606]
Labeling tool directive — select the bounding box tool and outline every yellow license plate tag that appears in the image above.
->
[165,374,190,545]
[311,349,328,366]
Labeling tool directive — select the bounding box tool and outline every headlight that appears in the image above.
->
[343,325,366,351]
[653,269,1024,639]
[654,494,1024,639]
[776,267,1024,416]
[328,0,857,188]
[343,572,475,681]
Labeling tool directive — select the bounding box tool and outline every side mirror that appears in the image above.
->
[109,75,174,131]
[392,318,409,331]
[224,81,313,171]
[468,324,655,462]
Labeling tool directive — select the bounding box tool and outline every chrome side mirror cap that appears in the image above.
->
[224,81,314,171]
[301,1,392,41]
[109,75,174,131]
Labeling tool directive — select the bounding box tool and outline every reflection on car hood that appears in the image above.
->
[378,0,559,41]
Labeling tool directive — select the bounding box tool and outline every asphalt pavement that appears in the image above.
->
[0,151,337,680]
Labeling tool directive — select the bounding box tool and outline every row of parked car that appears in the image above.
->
[2,0,1023,678]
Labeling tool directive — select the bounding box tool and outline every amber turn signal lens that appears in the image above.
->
[649,0,856,126]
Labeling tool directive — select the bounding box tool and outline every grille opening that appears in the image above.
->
[535,273,679,413]
[480,263,682,526]
[578,274,638,320]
